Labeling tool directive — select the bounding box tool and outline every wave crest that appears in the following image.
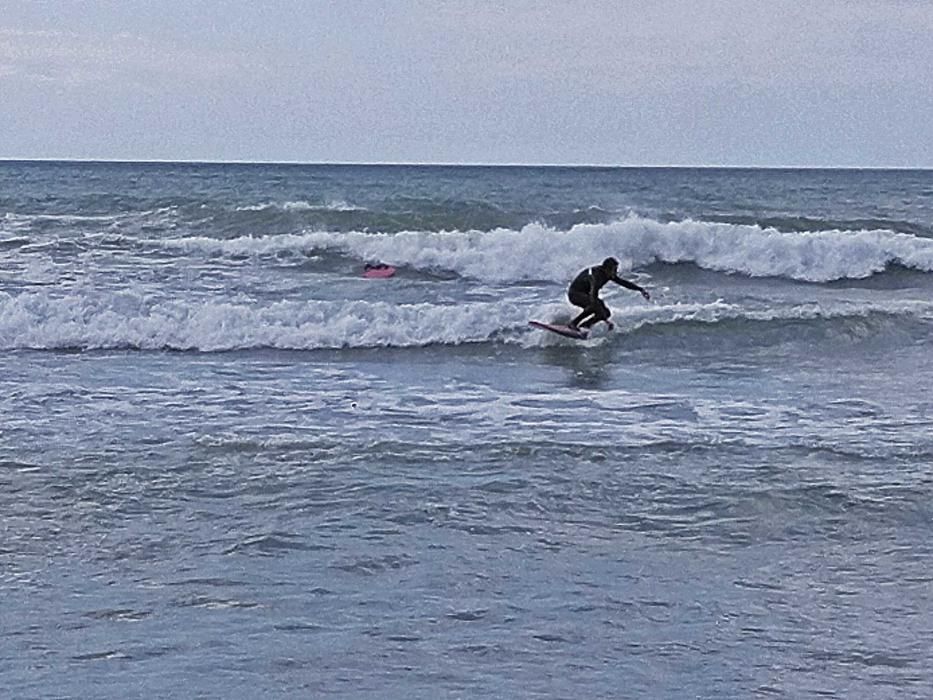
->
[155,215,933,283]
[3,289,931,352]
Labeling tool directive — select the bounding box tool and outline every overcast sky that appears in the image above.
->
[1,1,931,166]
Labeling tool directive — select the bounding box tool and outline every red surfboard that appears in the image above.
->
[528,320,588,340]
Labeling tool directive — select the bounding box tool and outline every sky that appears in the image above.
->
[1,0,932,167]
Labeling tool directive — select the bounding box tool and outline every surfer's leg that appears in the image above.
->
[568,291,592,329]
[570,309,593,329]
[580,299,610,329]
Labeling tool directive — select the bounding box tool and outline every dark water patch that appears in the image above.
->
[0,459,44,472]
[475,477,531,494]
[733,578,785,592]
[222,532,328,556]
[333,553,418,576]
[531,631,576,644]
[165,577,248,588]
[807,648,917,669]
[380,195,518,233]
[384,633,423,643]
[0,235,31,250]
[620,305,933,354]
[708,213,932,238]
[170,194,530,236]
[273,621,327,633]
[825,263,933,289]
[72,649,130,661]
[611,478,933,546]
[446,609,488,622]
[81,608,152,622]
[449,643,499,656]
[174,596,261,610]
[448,521,539,537]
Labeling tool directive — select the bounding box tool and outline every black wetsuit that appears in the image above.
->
[568,266,643,328]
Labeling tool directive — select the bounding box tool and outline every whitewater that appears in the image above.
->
[5,212,933,351]
[3,162,933,699]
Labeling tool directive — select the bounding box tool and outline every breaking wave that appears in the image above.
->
[154,215,933,283]
[3,289,931,352]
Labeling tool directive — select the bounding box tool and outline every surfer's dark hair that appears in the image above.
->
[602,257,619,270]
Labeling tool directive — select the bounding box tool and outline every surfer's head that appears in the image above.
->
[601,257,619,273]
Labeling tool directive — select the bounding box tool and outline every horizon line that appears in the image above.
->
[1,156,931,171]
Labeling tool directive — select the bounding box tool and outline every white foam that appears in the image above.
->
[154,215,933,283]
[2,288,930,352]
[235,200,366,213]
[3,212,122,224]
[0,290,530,351]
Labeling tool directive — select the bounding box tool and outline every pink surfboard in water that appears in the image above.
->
[363,263,396,279]
[528,320,588,340]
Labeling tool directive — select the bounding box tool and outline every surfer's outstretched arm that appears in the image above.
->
[613,275,650,300]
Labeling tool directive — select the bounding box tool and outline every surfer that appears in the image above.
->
[568,257,650,330]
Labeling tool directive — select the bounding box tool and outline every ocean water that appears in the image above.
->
[2,161,933,698]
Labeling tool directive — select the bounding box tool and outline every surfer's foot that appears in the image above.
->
[605,321,615,331]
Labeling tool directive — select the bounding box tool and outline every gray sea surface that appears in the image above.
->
[2,162,933,698]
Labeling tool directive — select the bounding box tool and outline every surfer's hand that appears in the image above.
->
[641,289,650,301]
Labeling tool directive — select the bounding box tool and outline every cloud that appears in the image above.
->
[0,27,266,90]
[396,0,933,95]
[1,2,930,165]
